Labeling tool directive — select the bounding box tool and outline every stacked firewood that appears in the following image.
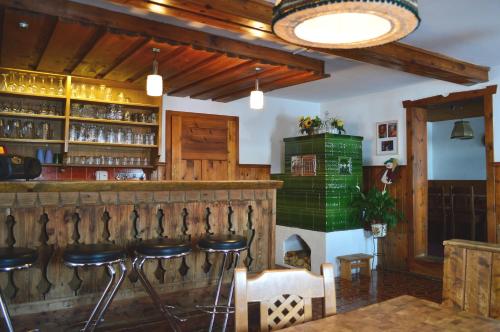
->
[284,250,311,270]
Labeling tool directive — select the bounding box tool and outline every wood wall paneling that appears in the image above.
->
[442,240,500,319]
[0,0,327,102]
[108,0,490,85]
[0,187,277,315]
[166,111,239,181]
[363,166,409,271]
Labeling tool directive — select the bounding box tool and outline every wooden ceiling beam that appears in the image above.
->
[98,37,150,79]
[166,54,246,94]
[193,66,288,100]
[110,0,490,85]
[202,67,297,100]
[127,45,187,83]
[0,0,324,74]
[65,27,107,74]
[34,17,58,70]
[170,59,258,97]
[216,71,321,103]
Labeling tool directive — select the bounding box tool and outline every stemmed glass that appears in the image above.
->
[30,74,38,94]
[9,72,17,92]
[57,78,64,96]
[17,73,26,93]
[39,77,46,95]
[1,73,8,91]
[48,76,55,95]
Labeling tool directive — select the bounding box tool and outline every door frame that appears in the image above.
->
[403,85,497,277]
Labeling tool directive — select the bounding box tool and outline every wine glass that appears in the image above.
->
[1,73,8,91]
[30,74,38,94]
[17,73,26,93]
[89,85,96,99]
[57,78,64,96]
[39,76,46,95]
[48,76,55,95]
[9,71,17,92]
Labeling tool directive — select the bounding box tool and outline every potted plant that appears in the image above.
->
[353,187,403,237]
[299,116,322,135]
[330,117,346,134]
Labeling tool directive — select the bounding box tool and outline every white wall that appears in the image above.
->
[320,65,500,166]
[428,117,486,180]
[161,96,320,173]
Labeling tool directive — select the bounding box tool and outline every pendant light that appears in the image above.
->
[147,48,163,97]
[272,0,420,49]
[451,120,474,140]
[250,68,264,110]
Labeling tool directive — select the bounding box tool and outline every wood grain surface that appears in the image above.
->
[280,295,499,331]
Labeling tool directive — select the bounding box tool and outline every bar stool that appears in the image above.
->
[0,247,37,332]
[197,234,247,332]
[63,243,127,332]
[132,238,191,332]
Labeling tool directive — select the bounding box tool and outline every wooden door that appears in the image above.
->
[166,111,238,180]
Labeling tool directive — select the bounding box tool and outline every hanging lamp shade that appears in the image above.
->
[272,0,420,49]
[250,68,264,110]
[450,120,474,140]
[147,48,163,97]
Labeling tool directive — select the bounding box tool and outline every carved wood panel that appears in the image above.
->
[0,189,275,315]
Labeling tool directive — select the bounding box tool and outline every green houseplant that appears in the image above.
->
[354,187,403,237]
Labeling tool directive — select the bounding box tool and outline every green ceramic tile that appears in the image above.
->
[275,134,364,232]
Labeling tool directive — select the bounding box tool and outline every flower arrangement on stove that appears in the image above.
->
[330,118,346,134]
[299,116,322,135]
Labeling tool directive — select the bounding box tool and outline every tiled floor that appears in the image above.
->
[14,270,442,331]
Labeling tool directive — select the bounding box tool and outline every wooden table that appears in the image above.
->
[281,295,500,331]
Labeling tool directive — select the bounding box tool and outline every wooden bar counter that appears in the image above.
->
[0,180,282,315]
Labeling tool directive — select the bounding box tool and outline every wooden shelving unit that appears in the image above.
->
[71,97,157,108]
[69,116,157,127]
[0,67,162,171]
[0,112,65,120]
[0,138,65,144]
[63,163,154,169]
[69,141,158,148]
[0,90,66,100]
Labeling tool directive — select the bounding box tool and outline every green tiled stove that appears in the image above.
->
[272,133,364,232]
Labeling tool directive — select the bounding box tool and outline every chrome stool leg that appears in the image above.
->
[0,288,14,332]
[222,252,240,332]
[208,252,228,332]
[92,261,127,332]
[133,257,183,332]
[82,264,116,332]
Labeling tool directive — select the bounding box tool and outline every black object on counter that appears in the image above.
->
[0,155,42,180]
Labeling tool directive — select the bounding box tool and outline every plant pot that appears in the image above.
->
[371,223,387,238]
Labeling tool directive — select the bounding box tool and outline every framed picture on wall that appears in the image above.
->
[376,121,398,155]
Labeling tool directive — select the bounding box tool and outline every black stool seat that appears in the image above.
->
[198,234,247,251]
[63,243,125,265]
[0,247,37,269]
[136,238,191,257]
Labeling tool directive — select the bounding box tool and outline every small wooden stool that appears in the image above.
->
[337,253,372,280]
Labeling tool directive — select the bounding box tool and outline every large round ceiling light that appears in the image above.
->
[272,0,420,49]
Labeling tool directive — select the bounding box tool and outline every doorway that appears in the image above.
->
[403,85,497,277]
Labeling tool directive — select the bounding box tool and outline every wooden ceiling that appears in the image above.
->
[0,1,328,102]
[110,0,490,85]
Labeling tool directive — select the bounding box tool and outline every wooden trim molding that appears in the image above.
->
[404,85,497,278]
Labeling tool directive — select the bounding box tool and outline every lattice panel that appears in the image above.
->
[265,294,306,331]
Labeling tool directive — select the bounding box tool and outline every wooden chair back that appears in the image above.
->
[234,263,336,331]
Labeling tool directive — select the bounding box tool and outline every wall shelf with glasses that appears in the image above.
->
[68,141,158,148]
[0,66,162,176]
[0,138,65,144]
[63,164,155,169]
[69,116,157,127]
[0,90,67,100]
[1,112,66,120]
[71,97,158,109]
